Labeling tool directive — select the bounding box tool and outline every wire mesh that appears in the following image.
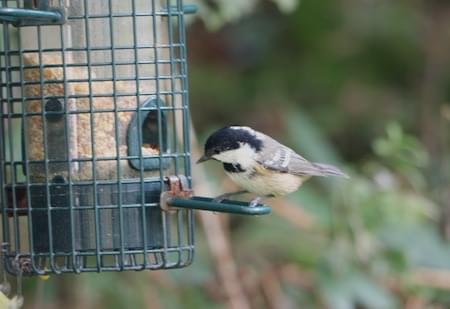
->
[0,0,194,275]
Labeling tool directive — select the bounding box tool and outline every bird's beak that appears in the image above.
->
[196,155,210,164]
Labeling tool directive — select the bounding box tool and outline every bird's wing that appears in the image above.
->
[255,136,325,176]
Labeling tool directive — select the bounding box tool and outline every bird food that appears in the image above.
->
[23,53,164,181]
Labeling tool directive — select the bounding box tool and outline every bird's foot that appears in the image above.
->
[213,196,225,203]
[249,196,263,208]
[213,190,248,203]
[249,194,275,207]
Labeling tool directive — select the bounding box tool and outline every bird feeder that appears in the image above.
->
[0,0,270,277]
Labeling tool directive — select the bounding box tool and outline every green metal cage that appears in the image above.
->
[0,0,270,277]
[0,0,197,276]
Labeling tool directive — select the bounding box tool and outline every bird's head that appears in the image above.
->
[197,126,263,168]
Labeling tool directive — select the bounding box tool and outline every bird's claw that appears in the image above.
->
[249,197,262,208]
[213,197,225,203]
[213,190,248,204]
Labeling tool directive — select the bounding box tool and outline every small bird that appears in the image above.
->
[197,126,348,207]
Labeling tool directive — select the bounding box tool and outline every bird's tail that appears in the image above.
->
[312,163,349,178]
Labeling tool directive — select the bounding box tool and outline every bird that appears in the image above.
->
[197,126,348,207]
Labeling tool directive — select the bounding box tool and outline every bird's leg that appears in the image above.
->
[213,190,249,203]
[249,194,275,207]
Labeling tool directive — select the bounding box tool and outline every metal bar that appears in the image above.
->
[1,61,187,71]
[175,0,190,267]
[0,43,186,53]
[4,18,22,263]
[177,0,195,251]
[2,57,187,67]
[166,0,178,176]
[160,4,197,15]
[175,209,182,266]
[58,9,79,274]
[0,12,10,265]
[1,91,189,102]
[1,77,188,85]
[2,153,187,164]
[83,0,101,272]
[37,23,59,274]
[151,0,168,268]
[108,0,125,270]
[168,197,272,215]
[151,0,162,193]
[179,1,191,182]
[66,11,192,20]
[28,244,192,256]
[16,10,40,274]
[131,0,149,269]
[0,8,64,26]
[2,203,160,211]
[36,0,49,10]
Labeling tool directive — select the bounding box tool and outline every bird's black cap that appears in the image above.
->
[197,126,262,163]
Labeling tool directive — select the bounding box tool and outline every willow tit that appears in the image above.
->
[197,126,348,207]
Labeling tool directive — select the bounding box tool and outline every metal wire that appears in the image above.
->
[0,0,194,275]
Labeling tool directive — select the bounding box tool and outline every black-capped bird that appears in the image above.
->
[197,126,348,207]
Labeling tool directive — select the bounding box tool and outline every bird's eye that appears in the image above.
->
[214,149,220,154]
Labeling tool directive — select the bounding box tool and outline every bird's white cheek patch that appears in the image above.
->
[213,143,256,169]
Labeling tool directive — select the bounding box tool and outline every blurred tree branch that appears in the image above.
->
[418,2,450,240]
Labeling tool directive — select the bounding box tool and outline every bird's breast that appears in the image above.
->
[225,169,304,196]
